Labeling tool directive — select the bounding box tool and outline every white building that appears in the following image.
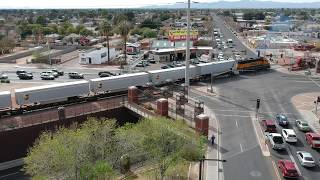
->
[79,47,117,64]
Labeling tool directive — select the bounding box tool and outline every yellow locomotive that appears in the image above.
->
[237,57,270,72]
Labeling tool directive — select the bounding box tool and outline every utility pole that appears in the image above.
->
[185,0,191,96]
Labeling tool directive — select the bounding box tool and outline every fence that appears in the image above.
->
[0,96,126,131]
[124,102,156,119]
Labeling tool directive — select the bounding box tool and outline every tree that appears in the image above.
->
[35,16,47,26]
[31,24,43,45]
[0,38,15,55]
[99,20,113,61]
[142,28,157,38]
[223,10,231,17]
[16,22,33,39]
[140,19,160,29]
[117,20,131,68]
[118,118,206,180]
[24,119,118,179]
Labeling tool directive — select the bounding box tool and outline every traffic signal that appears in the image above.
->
[317,96,320,102]
[256,98,260,109]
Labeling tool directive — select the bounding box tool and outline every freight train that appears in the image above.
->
[237,57,270,72]
[0,60,237,117]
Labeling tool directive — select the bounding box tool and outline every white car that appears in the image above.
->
[282,129,297,143]
[0,72,8,79]
[297,151,316,167]
[44,71,58,78]
[40,72,55,80]
[267,133,285,150]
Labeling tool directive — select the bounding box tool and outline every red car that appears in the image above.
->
[305,133,320,148]
[278,160,299,178]
[262,119,277,133]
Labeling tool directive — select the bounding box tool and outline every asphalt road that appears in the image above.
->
[212,13,258,59]
[191,68,320,180]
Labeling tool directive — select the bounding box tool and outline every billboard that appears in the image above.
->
[168,29,198,41]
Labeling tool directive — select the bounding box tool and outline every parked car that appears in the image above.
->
[51,69,64,76]
[175,61,184,67]
[40,73,55,80]
[149,59,156,64]
[0,72,8,79]
[68,72,84,79]
[296,120,311,132]
[161,65,169,69]
[282,129,297,143]
[296,151,316,167]
[16,70,27,75]
[43,71,58,78]
[136,62,146,67]
[275,114,288,126]
[267,133,285,150]
[305,132,320,148]
[98,71,114,77]
[262,119,277,133]
[168,63,175,68]
[278,160,299,178]
[18,73,33,80]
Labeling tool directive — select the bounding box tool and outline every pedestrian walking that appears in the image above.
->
[210,134,215,145]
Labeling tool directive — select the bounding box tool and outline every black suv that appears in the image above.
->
[18,73,33,80]
[98,71,115,77]
[52,69,64,76]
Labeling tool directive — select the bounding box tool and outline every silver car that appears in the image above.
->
[0,72,8,79]
[296,120,311,132]
[297,151,316,167]
[267,133,285,150]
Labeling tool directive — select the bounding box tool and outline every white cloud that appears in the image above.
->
[0,0,319,9]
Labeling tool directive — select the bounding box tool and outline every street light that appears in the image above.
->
[177,1,199,96]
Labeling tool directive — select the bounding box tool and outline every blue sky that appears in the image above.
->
[0,0,319,9]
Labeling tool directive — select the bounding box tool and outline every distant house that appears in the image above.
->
[126,43,140,55]
[79,47,117,64]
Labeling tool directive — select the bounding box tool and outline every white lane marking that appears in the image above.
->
[235,120,239,128]
[239,143,243,152]
[0,172,19,179]
[250,112,271,157]
[308,76,320,88]
[215,114,251,118]
[272,160,282,180]
[208,108,297,115]
[287,147,302,176]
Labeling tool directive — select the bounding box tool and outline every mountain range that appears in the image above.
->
[143,0,320,9]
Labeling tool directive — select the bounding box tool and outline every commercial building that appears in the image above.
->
[150,46,212,62]
[79,47,117,64]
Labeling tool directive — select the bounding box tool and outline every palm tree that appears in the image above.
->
[99,20,112,61]
[117,20,131,68]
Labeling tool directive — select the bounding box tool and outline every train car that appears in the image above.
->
[90,72,149,94]
[15,80,90,106]
[149,67,185,85]
[237,57,270,72]
[0,91,12,111]
[199,60,236,76]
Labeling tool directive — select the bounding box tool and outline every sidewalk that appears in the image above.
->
[203,106,223,180]
[292,92,320,133]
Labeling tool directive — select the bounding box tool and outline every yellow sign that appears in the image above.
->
[168,29,198,36]
[168,29,199,41]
